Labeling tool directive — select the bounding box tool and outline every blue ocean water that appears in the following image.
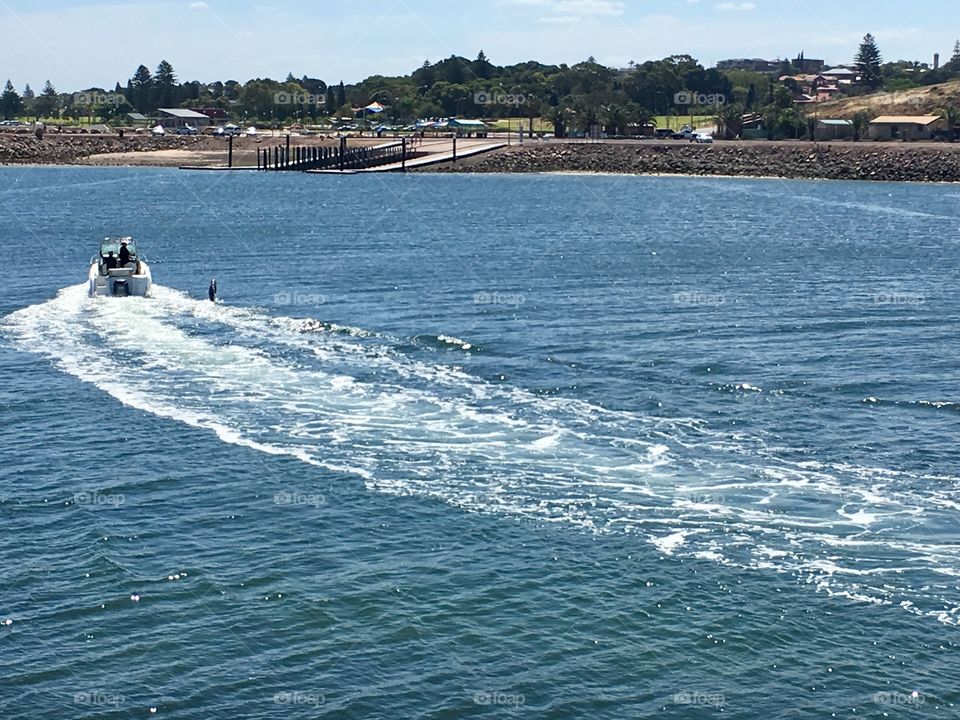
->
[1,166,958,718]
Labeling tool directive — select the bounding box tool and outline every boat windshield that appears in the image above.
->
[100,238,138,258]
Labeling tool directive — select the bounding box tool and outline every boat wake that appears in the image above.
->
[3,284,959,626]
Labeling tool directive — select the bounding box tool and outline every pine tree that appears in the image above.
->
[35,80,59,119]
[131,65,153,112]
[336,81,346,108]
[0,80,23,120]
[949,40,960,72]
[855,33,883,89]
[154,60,177,108]
[472,50,494,80]
[22,84,35,117]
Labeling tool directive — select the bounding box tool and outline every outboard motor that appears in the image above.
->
[112,279,130,297]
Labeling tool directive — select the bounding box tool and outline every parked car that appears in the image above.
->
[654,128,674,139]
[693,133,714,144]
[175,125,198,135]
[214,124,242,137]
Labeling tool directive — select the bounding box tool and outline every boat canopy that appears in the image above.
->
[100,237,139,258]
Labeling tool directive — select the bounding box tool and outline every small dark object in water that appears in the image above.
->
[208,278,218,302]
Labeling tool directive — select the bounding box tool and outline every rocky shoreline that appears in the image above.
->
[0,133,208,165]
[423,142,960,183]
[4,134,960,182]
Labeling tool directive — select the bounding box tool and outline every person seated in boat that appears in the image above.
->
[118,241,131,266]
[104,251,118,270]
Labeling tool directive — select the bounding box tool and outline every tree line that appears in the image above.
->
[2,37,959,138]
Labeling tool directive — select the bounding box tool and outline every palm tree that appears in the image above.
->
[939,105,959,142]
[601,103,628,136]
[545,106,568,138]
[575,103,599,136]
[716,102,744,139]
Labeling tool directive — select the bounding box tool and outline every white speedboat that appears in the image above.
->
[88,237,153,297]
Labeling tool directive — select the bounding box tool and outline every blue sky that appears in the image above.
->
[0,1,954,90]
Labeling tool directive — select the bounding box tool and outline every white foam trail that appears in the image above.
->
[3,285,959,626]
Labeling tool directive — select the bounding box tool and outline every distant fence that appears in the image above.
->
[258,138,414,172]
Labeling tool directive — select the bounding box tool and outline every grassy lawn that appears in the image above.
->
[487,118,553,132]
[653,114,717,130]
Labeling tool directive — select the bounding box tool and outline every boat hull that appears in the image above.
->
[88,262,153,298]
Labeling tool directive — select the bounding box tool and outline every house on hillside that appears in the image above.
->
[868,115,943,141]
[814,85,842,102]
[822,67,859,86]
[779,74,842,103]
[157,108,212,129]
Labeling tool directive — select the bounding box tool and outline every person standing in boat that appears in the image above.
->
[118,240,131,267]
[208,278,218,302]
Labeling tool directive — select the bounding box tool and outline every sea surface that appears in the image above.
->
[1,167,958,719]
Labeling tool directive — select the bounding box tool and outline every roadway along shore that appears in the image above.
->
[420,139,960,183]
